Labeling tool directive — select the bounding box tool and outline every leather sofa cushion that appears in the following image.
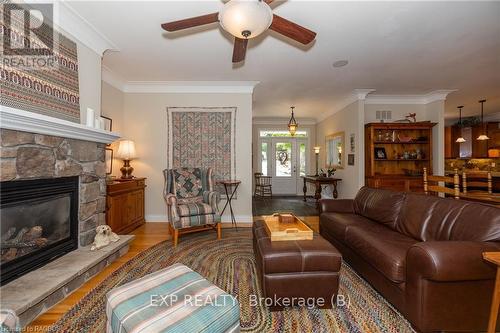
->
[345,223,418,283]
[253,220,341,274]
[353,187,406,229]
[320,212,374,242]
[397,193,500,242]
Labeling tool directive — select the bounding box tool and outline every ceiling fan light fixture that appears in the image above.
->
[219,0,273,39]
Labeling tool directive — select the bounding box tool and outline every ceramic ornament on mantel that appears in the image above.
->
[86,108,95,128]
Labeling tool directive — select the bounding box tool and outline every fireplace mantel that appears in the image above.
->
[0,107,120,144]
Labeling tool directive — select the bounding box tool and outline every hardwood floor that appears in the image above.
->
[26,216,319,330]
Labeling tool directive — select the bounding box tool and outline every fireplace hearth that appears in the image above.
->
[0,176,79,285]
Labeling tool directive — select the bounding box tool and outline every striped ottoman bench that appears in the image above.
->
[106,263,240,333]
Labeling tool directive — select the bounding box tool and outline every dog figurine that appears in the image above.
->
[91,225,120,251]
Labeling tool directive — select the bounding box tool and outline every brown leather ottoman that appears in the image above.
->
[253,219,342,311]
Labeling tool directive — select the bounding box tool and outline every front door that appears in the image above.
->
[271,139,297,194]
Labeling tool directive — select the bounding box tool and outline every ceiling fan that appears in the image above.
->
[161,0,316,63]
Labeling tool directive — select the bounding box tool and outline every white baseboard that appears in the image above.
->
[145,214,168,222]
[145,214,254,223]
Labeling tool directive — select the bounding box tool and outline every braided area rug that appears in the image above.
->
[50,229,415,333]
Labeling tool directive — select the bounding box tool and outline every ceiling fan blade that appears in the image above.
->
[269,14,316,44]
[232,38,248,63]
[161,12,218,32]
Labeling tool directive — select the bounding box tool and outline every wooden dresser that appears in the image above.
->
[106,178,146,234]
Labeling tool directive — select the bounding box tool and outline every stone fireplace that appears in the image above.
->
[0,129,107,248]
[0,108,133,326]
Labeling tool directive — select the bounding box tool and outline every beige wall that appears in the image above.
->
[364,104,427,123]
[316,101,365,199]
[121,92,253,223]
[101,82,125,176]
[77,43,102,124]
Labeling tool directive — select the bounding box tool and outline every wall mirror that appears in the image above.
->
[326,132,345,169]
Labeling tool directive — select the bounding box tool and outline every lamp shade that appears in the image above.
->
[116,140,137,160]
[219,0,273,39]
[313,146,320,154]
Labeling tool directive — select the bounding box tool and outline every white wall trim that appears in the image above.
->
[102,66,126,91]
[316,88,376,122]
[56,2,119,56]
[252,117,317,125]
[145,215,254,223]
[0,106,120,144]
[123,81,260,94]
[365,90,457,105]
[353,89,376,100]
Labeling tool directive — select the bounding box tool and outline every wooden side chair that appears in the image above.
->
[423,167,460,199]
[462,171,493,195]
[254,172,273,198]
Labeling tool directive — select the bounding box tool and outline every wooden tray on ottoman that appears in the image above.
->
[264,214,313,241]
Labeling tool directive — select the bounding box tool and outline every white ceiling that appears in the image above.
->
[68,1,500,120]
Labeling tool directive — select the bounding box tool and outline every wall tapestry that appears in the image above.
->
[0,2,81,123]
[167,107,236,197]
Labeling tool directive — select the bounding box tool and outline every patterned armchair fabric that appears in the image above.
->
[163,167,221,229]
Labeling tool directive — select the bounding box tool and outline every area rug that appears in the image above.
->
[51,229,415,333]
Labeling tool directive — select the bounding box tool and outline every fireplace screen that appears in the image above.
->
[1,177,78,285]
[1,195,71,264]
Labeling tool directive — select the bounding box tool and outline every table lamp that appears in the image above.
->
[116,140,138,179]
[313,146,320,176]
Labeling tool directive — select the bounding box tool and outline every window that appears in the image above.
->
[299,143,306,176]
[275,142,292,177]
[259,130,307,138]
[261,142,268,176]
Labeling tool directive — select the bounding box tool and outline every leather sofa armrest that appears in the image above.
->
[320,199,354,214]
[406,241,500,282]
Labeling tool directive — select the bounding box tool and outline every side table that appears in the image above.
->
[483,252,500,333]
[216,180,241,229]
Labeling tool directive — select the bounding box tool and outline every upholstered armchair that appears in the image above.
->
[163,167,221,246]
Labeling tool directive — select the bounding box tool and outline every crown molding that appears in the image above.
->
[123,81,260,94]
[102,66,126,91]
[316,89,376,122]
[56,2,119,55]
[353,89,376,100]
[253,117,317,125]
[0,106,120,144]
[365,90,457,105]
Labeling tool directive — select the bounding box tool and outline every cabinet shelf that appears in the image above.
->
[375,159,430,162]
[365,122,436,192]
[373,141,429,145]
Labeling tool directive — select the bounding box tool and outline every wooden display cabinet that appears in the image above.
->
[365,122,436,192]
[106,178,146,234]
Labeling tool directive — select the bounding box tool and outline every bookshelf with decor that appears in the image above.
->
[365,122,437,192]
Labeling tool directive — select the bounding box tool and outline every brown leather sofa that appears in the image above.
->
[320,187,500,333]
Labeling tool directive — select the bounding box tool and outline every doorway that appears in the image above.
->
[258,130,308,195]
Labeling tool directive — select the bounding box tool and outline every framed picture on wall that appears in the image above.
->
[348,154,355,166]
[105,148,113,175]
[350,133,355,153]
[101,116,113,131]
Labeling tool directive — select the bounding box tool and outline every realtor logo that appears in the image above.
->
[1,2,59,70]
[2,3,54,56]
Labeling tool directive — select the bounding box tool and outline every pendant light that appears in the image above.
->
[455,105,466,143]
[476,99,490,141]
[288,106,298,136]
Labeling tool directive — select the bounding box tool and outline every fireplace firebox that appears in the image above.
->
[1,176,79,285]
